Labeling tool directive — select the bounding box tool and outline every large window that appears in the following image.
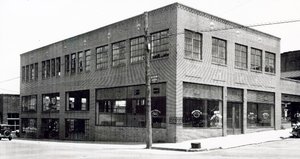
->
[265,52,275,73]
[41,118,59,139]
[96,84,166,128]
[71,53,76,74]
[42,93,60,112]
[42,60,50,79]
[130,36,145,63]
[51,59,55,77]
[22,66,25,82]
[25,65,29,81]
[247,103,274,128]
[235,44,247,69]
[151,30,169,59]
[66,90,89,111]
[96,97,166,128]
[96,45,108,69]
[21,95,37,112]
[212,37,227,65]
[23,63,38,82]
[251,48,262,71]
[112,41,126,67]
[185,30,202,60]
[183,98,222,128]
[85,49,91,71]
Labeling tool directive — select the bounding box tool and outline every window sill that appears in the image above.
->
[265,72,276,76]
[212,62,227,67]
[150,56,169,62]
[184,57,202,62]
[250,70,262,73]
[235,67,248,71]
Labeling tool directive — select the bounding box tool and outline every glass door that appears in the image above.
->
[227,102,242,135]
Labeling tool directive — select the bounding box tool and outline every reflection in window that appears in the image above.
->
[247,103,274,128]
[265,52,275,73]
[183,98,222,128]
[42,93,60,112]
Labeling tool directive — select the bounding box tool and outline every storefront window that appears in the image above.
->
[247,103,274,128]
[65,119,89,140]
[183,98,222,128]
[41,119,59,139]
[21,118,37,138]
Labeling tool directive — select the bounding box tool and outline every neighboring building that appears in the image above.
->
[20,3,299,142]
[0,94,20,131]
[281,50,300,80]
[280,50,300,128]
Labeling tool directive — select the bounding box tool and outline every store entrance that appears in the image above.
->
[227,102,242,135]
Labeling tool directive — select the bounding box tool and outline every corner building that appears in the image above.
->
[20,3,282,142]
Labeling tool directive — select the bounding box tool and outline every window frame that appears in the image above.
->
[250,48,263,72]
[96,45,109,70]
[235,43,248,70]
[112,40,126,67]
[184,30,202,60]
[130,36,145,63]
[265,52,276,74]
[212,37,227,65]
[150,30,169,59]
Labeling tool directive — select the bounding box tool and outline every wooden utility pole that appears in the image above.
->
[144,11,152,149]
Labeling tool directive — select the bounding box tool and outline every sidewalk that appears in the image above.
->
[152,129,292,152]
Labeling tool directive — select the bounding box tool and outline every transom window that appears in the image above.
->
[151,30,169,59]
[130,36,145,63]
[212,37,227,65]
[112,41,126,67]
[235,44,248,69]
[96,45,108,69]
[185,30,202,60]
[251,48,262,71]
[265,52,275,73]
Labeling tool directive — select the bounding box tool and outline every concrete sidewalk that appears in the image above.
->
[152,129,292,152]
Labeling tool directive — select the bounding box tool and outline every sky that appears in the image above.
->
[0,0,300,94]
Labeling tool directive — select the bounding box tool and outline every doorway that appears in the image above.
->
[227,102,242,135]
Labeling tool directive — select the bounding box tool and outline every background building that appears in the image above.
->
[281,50,300,80]
[0,94,20,131]
[20,3,299,142]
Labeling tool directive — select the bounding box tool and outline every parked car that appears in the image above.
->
[291,122,300,138]
[0,124,13,140]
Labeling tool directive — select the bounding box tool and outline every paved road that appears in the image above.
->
[1,138,300,159]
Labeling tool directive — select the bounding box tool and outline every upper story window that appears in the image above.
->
[22,66,25,82]
[184,30,202,60]
[151,30,169,59]
[22,63,38,82]
[78,52,84,73]
[130,36,145,63]
[251,48,262,71]
[51,59,56,77]
[235,44,248,69]
[42,60,50,79]
[56,57,61,76]
[25,65,29,81]
[96,45,108,69]
[21,95,37,112]
[65,55,70,75]
[42,93,60,112]
[85,50,91,71]
[66,90,89,111]
[71,53,76,74]
[212,37,227,65]
[265,52,275,73]
[112,41,126,67]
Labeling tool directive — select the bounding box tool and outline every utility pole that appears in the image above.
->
[144,11,152,149]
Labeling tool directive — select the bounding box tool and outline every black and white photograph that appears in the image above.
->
[0,0,300,158]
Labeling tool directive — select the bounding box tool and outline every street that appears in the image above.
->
[1,138,300,159]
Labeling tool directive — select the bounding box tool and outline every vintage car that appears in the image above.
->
[0,124,13,140]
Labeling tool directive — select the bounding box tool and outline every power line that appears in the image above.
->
[167,19,300,37]
[0,76,20,84]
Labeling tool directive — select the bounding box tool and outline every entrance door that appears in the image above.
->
[227,102,242,135]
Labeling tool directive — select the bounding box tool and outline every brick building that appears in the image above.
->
[20,3,299,142]
[0,94,20,131]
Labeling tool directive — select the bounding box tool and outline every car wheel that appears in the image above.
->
[8,136,12,141]
[0,137,2,140]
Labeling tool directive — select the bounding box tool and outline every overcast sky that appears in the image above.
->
[0,0,300,94]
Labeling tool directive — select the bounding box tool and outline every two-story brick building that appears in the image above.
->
[20,3,294,142]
